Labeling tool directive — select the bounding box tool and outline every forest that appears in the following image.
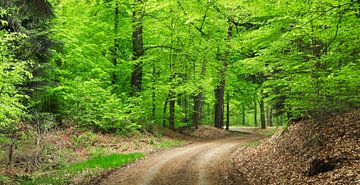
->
[1,0,359,184]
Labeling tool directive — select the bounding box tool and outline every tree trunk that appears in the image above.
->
[214,81,225,129]
[131,0,144,96]
[193,93,202,129]
[163,94,169,127]
[112,1,119,89]
[242,107,246,126]
[8,131,16,166]
[169,92,175,130]
[193,60,207,129]
[268,107,273,127]
[254,101,258,127]
[260,98,266,129]
[184,94,189,126]
[226,93,230,131]
[152,67,156,120]
[214,25,232,128]
[266,106,269,126]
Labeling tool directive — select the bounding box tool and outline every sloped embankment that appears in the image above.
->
[232,111,360,185]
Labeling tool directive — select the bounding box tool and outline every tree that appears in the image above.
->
[130,0,144,96]
[214,24,233,128]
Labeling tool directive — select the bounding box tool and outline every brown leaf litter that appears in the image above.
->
[231,111,360,185]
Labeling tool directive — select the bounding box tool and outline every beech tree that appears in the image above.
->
[2,0,359,132]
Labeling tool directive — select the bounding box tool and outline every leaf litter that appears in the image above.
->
[231,111,360,185]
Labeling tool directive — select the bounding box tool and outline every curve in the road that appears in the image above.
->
[100,133,262,185]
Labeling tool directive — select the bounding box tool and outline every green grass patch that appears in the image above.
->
[20,153,144,185]
[67,153,143,172]
[154,140,185,149]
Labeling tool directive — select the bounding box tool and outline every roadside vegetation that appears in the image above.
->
[1,0,359,184]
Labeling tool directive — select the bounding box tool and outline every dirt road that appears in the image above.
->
[100,132,262,185]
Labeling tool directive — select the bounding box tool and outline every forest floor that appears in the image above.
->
[5,111,357,185]
[231,111,360,185]
[98,128,265,185]
[0,125,239,184]
[98,111,359,185]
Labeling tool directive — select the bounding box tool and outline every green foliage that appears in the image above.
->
[21,153,144,185]
[0,31,30,130]
[55,79,124,131]
[73,131,97,148]
[66,153,144,172]
[234,0,360,118]
[2,0,360,133]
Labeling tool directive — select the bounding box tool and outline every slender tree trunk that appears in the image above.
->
[268,107,273,127]
[163,94,169,127]
[260,98,266,129]
[169,92,175,130]
[226,93,230,131]
[254,101,258,127]
[168,32,175,130]
[112,1,119,89]
[193,93,202,129]
[152,67,156,120]
[193,60,207,129]
[235,112,238,125]
[242,107,246,126]
[215,25,232,128]
[184,95,189,126]
[266,106,269,126]
[8,131,16,166]
[131,0,144,96]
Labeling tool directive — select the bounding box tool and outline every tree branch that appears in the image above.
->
[177,1,208,37]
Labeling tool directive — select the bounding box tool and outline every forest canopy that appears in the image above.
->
[1,0,359,133]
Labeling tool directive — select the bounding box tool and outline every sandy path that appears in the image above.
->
[99,132,262,185]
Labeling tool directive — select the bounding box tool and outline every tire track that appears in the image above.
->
[100,133,263,185]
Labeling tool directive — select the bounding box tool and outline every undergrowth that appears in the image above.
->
[20,153,144,185]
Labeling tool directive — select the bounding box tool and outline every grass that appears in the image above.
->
[67,153,143,172]
[21,153,144,185]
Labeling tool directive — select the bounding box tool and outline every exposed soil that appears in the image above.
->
[99,130,263,185]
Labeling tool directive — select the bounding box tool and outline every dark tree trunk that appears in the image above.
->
[260,98,266,129]
[268,107,273,127]
[214,82,225,128]
[8,132,16,166]
[214,25,232,128]
[254,101,258,127]
[184,95,189,126]
[131,0,144,96]
[169,92,175,130]
[226,93,230,131]
[163,94,169,127]
[266,106,269,126]
[193,93,202,129]
[112,2,119,88]
[193,60,207,129]
[242,107,246,126]
[152,67,156,120]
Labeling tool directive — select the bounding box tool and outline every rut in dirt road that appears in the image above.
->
[100,133,263,185]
